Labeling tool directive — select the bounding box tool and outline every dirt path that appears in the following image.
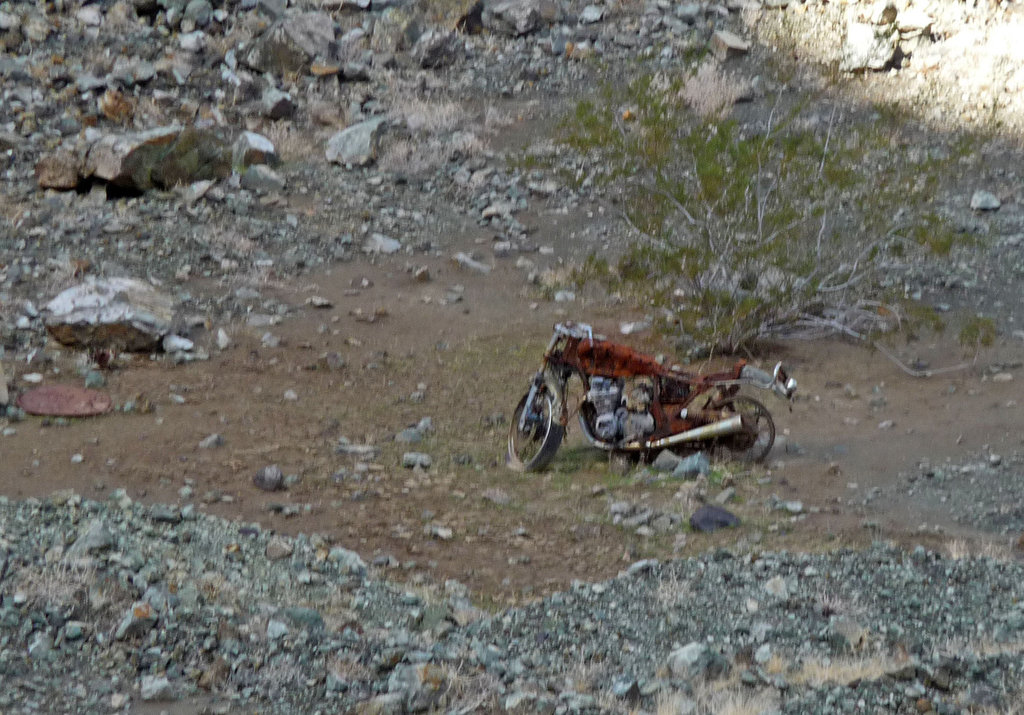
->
[3,245,1022,603]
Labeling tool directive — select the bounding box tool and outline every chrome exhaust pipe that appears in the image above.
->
[646,415,746,450]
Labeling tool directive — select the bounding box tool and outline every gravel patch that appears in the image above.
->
[2,493,1023,713]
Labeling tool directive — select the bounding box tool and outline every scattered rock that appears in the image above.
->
[67,519,116,557]
[651,449,682,473]
[326,117,387,167]
[262,87,297,120]
[199,433,224,449]
[672,452,710,479]
[35,152,80,190]
[689,504,740,532]
[482,0,555,36]
[244,11,336,75]
[253,464,285,491]
[266,536,294,560]
[452,252,491,274]
[402,452,432,469]
[363,232,402,254]
[412,29,461,69]
[711,30,749,60]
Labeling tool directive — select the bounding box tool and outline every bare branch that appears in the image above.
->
[819,105,838,177]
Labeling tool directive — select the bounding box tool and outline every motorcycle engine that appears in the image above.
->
[620,378,655,441]
[587,377,656,443]
[587,377,623,441]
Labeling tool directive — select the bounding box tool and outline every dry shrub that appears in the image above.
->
[654,569,692,610]
[657,685,779,715]
[396,98,461,134]
[205,227,256,257]
[257,655,304,698]
[484,105,515,131]
[946,538,1013,562]
[261,122,324,163]
[9,559,97,609]
[814,587,862,618]
[378,137,447,175]
[680,60,750,120]
[441,664,503,712]
[789,654,903,687]
[327,655,374,683]
[448,130,484,157]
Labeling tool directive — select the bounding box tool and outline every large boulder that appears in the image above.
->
[244,11,336,75]
[84,125,181,185]
[45,277,176,351]
[85,125,232,191]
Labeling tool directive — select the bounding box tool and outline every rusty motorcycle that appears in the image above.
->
[507,322,797,472]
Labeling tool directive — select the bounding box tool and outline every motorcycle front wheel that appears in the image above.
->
[716,396,775,463]
[507,387,564,472]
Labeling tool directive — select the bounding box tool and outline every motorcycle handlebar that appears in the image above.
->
[740,364,797,399]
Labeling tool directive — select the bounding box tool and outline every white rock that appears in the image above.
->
[267,619,289,640]
[76,5,103,25]
[840,22,897,72]
[711,29,749,60]
[763,575,788,598]
[452,252,492,274]
[666,642,706,677]
[580,5,603,23]
[162,334,194,352]
[45,277,175,351]
[363,233,401,254]
[325,117,386,167]
[970,190,1001,211]
[216,328,231,350]
[896,7,933,33]
[754,643,772,664]
[140,675,174,702]
[179,30,206,52]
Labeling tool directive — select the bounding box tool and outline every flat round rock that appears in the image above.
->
[16,384,112,417]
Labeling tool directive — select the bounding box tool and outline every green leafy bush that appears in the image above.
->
[558,68,968,353]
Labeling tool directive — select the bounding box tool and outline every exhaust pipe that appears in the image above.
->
[646,415,746,450]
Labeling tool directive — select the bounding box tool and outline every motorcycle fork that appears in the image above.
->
[518,371,546,433]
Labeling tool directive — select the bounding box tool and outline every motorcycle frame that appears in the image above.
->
[540,329,749,442]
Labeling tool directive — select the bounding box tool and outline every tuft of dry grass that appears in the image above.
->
[9,558,97,609]
[654,569,692,610]
[395,98,461,134]
[788,654,904,687]
[657,683,779,715]
[440,663,503,712]
[945,538,1014,562]
[261,121,326,163]
[814,586,861,618]
[679,60,751,120]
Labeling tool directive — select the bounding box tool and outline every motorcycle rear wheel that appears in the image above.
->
[507,388,564,472]
[716,396,775,463]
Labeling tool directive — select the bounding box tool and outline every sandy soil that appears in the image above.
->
[3,233,1022,607]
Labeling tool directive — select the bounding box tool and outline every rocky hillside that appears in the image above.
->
[3,0,1024,712]
[2,493,1024,713]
